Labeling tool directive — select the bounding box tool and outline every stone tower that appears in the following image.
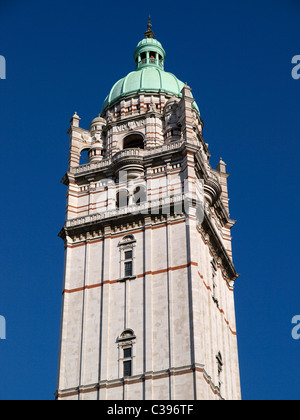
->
[56,23,241,400]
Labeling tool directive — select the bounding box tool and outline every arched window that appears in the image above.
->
[118,328,136,341]
[79,148,89,165]
[121,235,135,243]
[140,52,146,63]
[133,185,147,205]
[117,329,136,378]
[118,235,136,280]
[123,134,144,150]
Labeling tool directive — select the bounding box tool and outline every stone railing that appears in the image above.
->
[143,140,184,156]
[112,148,144,162]
[71,141,184,176]
[73,158,111,175]
[66,193,185,229]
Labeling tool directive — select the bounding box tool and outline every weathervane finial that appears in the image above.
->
[145,15,155,39]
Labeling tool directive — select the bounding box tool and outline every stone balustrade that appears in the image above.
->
[71,141,184,176]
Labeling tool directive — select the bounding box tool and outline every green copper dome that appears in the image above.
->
[101,31,200,114]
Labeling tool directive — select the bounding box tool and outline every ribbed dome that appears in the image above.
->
[134,38,166,58]
[103,68,185,108]
[101,34,200,114]
[136,38,164,49]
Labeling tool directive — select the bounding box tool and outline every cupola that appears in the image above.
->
[133,18,166,71]
[101,19,200,114]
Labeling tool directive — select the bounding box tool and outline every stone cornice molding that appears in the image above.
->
[63,194,185,232]
[55,363,224,401]
[198,214,239,283]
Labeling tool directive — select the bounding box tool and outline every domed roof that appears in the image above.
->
[102,68,197,109]
[90,114,106,125]
[101,26,200,114]
[101,68,200,114]
[136,38,163,48]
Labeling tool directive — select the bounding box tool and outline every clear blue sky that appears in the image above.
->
[0,0,299,400]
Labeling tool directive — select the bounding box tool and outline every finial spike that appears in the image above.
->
[145,15,155,39]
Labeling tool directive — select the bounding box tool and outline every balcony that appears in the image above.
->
[71,140,185,177]
[136,58,164,70]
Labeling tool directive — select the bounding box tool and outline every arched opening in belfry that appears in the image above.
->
[123,134,144,150]
[79,148,90,165]
[116,189,130,209]
[133,185,147,205]
[140,52,146,63]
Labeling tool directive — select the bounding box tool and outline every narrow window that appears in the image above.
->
[123,360,132,377]
[140,52,146,63]
[119,236,136,281]
[216,352,223,391]
[118,330,136,378]
[211,259,218,307]
[124,249,133,278]
[123,347,132,359]
[125,250,133,260]
[123,347,133,377]
[124,261,133,277]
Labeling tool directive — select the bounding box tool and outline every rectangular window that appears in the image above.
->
[124,261,133,277]
[124,250,133,261]
[123,360,132,377]
[123,347,132,359]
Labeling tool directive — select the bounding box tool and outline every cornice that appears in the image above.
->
[55,362,224,400]
[62,195,185,234]
[198,213,239,283]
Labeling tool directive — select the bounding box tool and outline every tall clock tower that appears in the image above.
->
[56,21,241,400]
